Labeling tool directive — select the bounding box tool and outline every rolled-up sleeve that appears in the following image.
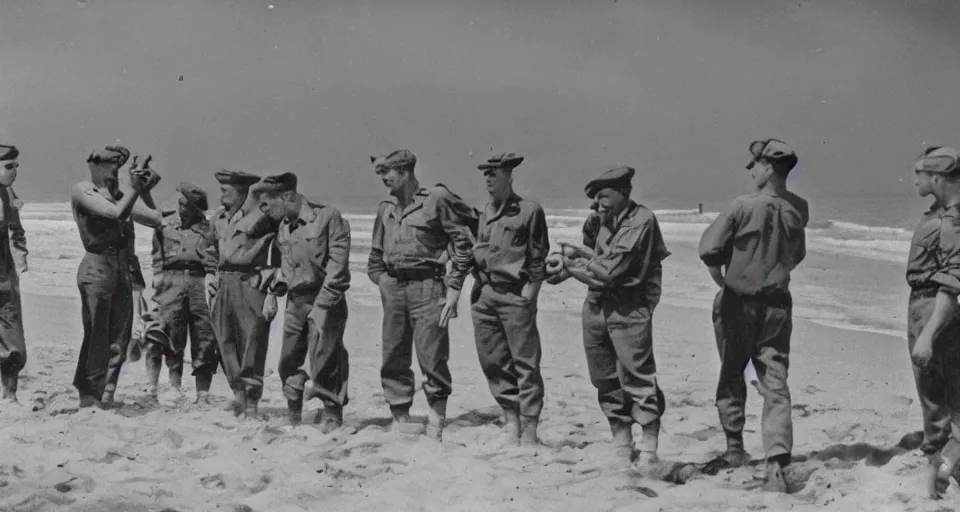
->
[586,219,658,285]
[932,209,960,295]
[435,190,476,291]
[315,211,352,308]
[698,200,741,267]
[367,202,389,285]
[526,205,550,283]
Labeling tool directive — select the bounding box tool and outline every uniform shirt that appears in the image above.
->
[698,191,809,295]
[206,199,280,270]
[0,186,27,278]
[582,200,671,304]
[931,204,960,295]
[274,199,351,308]
[472,193,549,285]
[71,183,136,254]
[368,185,475,291]
[151,210,213,273]
[906,203,943,288]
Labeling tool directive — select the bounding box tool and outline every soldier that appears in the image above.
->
[71,147,162,408]
[698,138,808,493]
[142,182,220,404]
[206,169,281,419]
[548,166,670,465]
[252,172,351,432]
[0,144,28,409]
[469,153,549,446]
[906,146,960,499]
[367,149,476,441]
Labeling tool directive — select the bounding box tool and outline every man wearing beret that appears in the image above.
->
[469,152,549,446]
[71,147,163,408]
[205,169,282,419]
[904,146,960,499]
[698,138,808,493]
[141,182,220,405]
[253,172,351,432]
[0,144,29,410]
[367,149,476,441]
[547,165,670,465]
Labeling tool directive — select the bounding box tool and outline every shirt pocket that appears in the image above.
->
[496,219,528,248]
[405,211,445,250]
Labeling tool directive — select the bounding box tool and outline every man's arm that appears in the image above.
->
[367,202,389,285]
[7,194,27,272]
[72,182,142,221]
[699,200,740,288]
[435,189,475,291]
[583,218,661,287]
[522,205,550,301]
[314,211,352,308]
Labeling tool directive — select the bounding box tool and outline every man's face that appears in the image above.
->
[258,191,287,221]
[594,188,627,222]
[220,184,244,209]
[483,168,512,197]
[177,196,201,222]
[749,159,774,190]
[375,166,410,196]
[915,169,937,197]
[0,160,19,187]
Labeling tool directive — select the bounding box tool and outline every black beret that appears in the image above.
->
[260,172,298,193]
[214,169,261,187]
[0,144,19,162]
[177,182,209,211]
[478,152,524,172]
[584,166,635,199]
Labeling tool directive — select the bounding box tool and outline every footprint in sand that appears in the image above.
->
[185,442,220,460]
[200,474,228,491]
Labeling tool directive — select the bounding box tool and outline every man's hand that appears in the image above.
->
[545,267,571,285]
[307,305,324,329]
[707,266,726,289]
[262,293,278,322]
[912,334,935,369]
[204,274,218,305]
[439,287,461,328]
[545,252,564,275]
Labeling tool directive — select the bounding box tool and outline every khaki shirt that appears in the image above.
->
[472,193,549,285]
[275,198,351,308]
[206,200,280,270]
[367,185,475,291]
[151,210,213,273]
[906,203,943,288]
[699,191,808,295]
[0,186,26,279]
[583,200,671,305]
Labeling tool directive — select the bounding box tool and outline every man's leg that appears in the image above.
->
[471,287,521,445]
[378,276,416,428]
[497,290,544,446]
[235,273,272,419]
[750,294,793,493]
[210,273,245,415]
[307,298,349,433]
[712,289,752,468]
[582,294,633,461]
[73,256,117,407]
[153,274,188,395]
[0,274,26,406]
[409,278,453,440]
[278,293,310,425]
[605,293,665,463]
[101,273,134,405]
[187,274,219,403]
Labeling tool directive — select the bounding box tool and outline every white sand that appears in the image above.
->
[0,216,953,511]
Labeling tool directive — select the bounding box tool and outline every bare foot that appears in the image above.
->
[762,462,789,493]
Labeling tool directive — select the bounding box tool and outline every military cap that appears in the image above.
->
[214,169,261,187]
[746,138,796,170]
[478,152,524,172]
[584,166,635,199]
[371,149,417,171]
[177,182,209,211]
[915,146,960,174]
[87,145,130,167]
[0,144,19,162]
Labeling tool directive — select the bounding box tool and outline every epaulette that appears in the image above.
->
[433,183,463,200]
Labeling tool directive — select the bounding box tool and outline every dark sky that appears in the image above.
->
[1,0,959,208]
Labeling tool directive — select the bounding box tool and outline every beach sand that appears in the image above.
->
[0,212,953,511]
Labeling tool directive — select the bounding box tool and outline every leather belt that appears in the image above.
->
[385,265,445,282]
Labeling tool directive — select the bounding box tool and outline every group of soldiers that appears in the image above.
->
[0,137,957,497]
